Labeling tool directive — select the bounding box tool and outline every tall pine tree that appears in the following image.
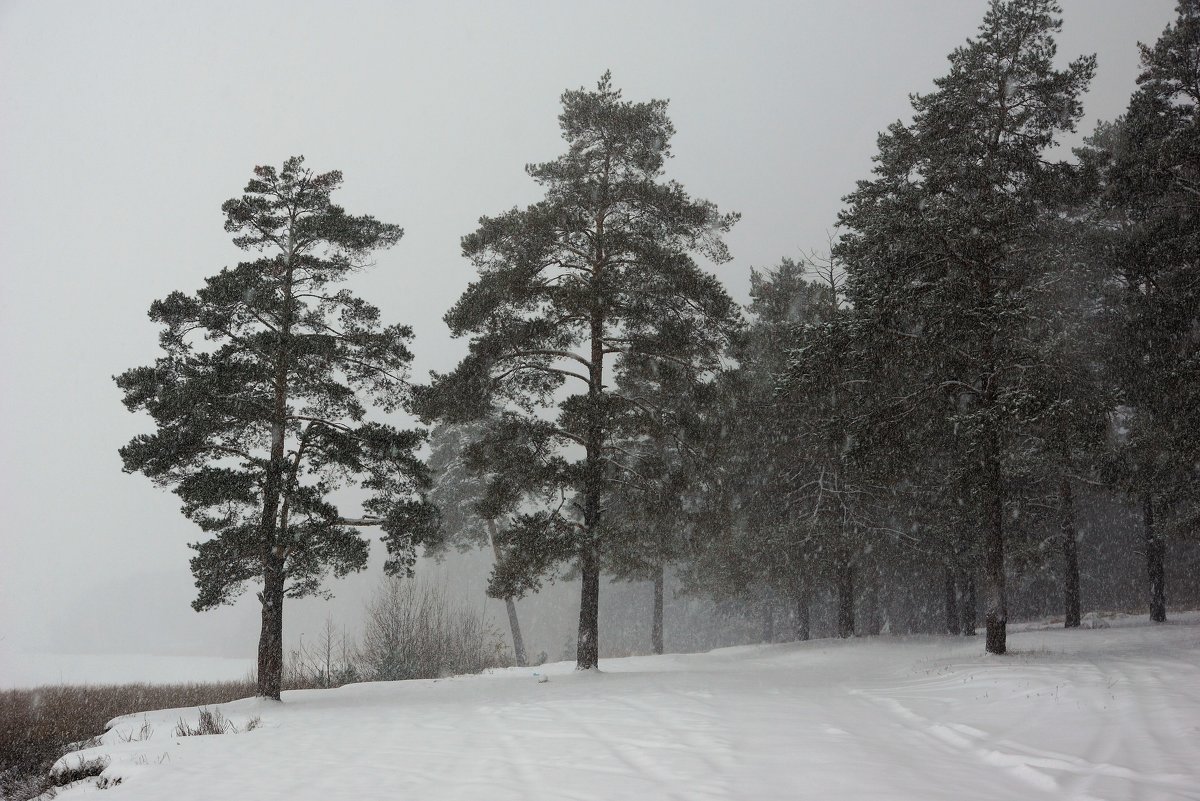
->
[117,158,438,699]
[835,0,1094,653]
[1088,0,1200,622]
[419,73,740,669]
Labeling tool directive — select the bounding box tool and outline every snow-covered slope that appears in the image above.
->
[53,614,1200,801]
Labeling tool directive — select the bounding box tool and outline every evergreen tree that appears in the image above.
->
[601,363,717,655]
[1088,0,1200,622]
[419,73,740,669]
[775,258,882,638]
[1015,214,1114,628]
[689,257,861,640]
[835,0,1095,653]
[602,438,690,655]
[117,157,437,699]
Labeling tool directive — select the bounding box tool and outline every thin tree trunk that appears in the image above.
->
[1144,494,1167,623]
[577,207,606,671]
[862,564,881,636]
[504,598,527,666]
[836,559,855,638]
[944,565,960,635]
[651,565,664,655]
[960,572,977,636]
[794,584,810,642]
[1060,476,1081,628]
[486,520,527,666]
[977,255,1006,654]
[761,601,775,643]
[983,446,1007,654]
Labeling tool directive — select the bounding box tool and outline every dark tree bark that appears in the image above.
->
[257,554,285,700]
[836,559,855,638]
[577,544,601,668]
[761,602,775,643]
[651,565,665,655]
[1144,494,1167,623]
[943,566,960,635]
[861,566,881,636]
[1060,476,1081,628]
[983,445,1007,654]
[959,570,977,635]
[794,585,811,642]
[576,275,607,670]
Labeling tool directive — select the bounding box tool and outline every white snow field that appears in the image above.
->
[53,614,1200,801]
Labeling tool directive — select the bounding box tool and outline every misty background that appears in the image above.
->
[0,0,1175,685]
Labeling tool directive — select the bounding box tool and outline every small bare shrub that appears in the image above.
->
[285,614,360,689]
[358,578,510,682]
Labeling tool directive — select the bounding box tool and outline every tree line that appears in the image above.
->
[118,0,1199,698]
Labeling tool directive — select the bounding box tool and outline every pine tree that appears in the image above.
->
[117,157,438,699]
[1088,0,1200,622]
[689,257,864,640]
[419,73,740,669]
[1016,215,1114,628]
[835,0,1095,653]
[774,259,879,638]
[602,439,689,656]
[601,366,716,656]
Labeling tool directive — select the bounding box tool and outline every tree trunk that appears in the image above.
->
[761,601,775,643]
[256,411,287,699]
[836,559,855,638]
[576,221,606,671]
[257,554,285,700]
[576,545,600,669]
[794,585,810,642]
[1144,494,1167,623]
[862,565,881,636]
[960,571,977,636]
[983,447,1007,654]
[256,240,295,699]
[1060,476,1081,628]
[486,520,527,666]
[651,565,665,655]
[504,598,527,666]
[943,566,960,635]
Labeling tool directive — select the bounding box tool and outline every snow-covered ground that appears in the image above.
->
[52,614,1200,801]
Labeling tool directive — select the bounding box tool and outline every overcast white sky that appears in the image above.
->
[0,0,1176,680]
